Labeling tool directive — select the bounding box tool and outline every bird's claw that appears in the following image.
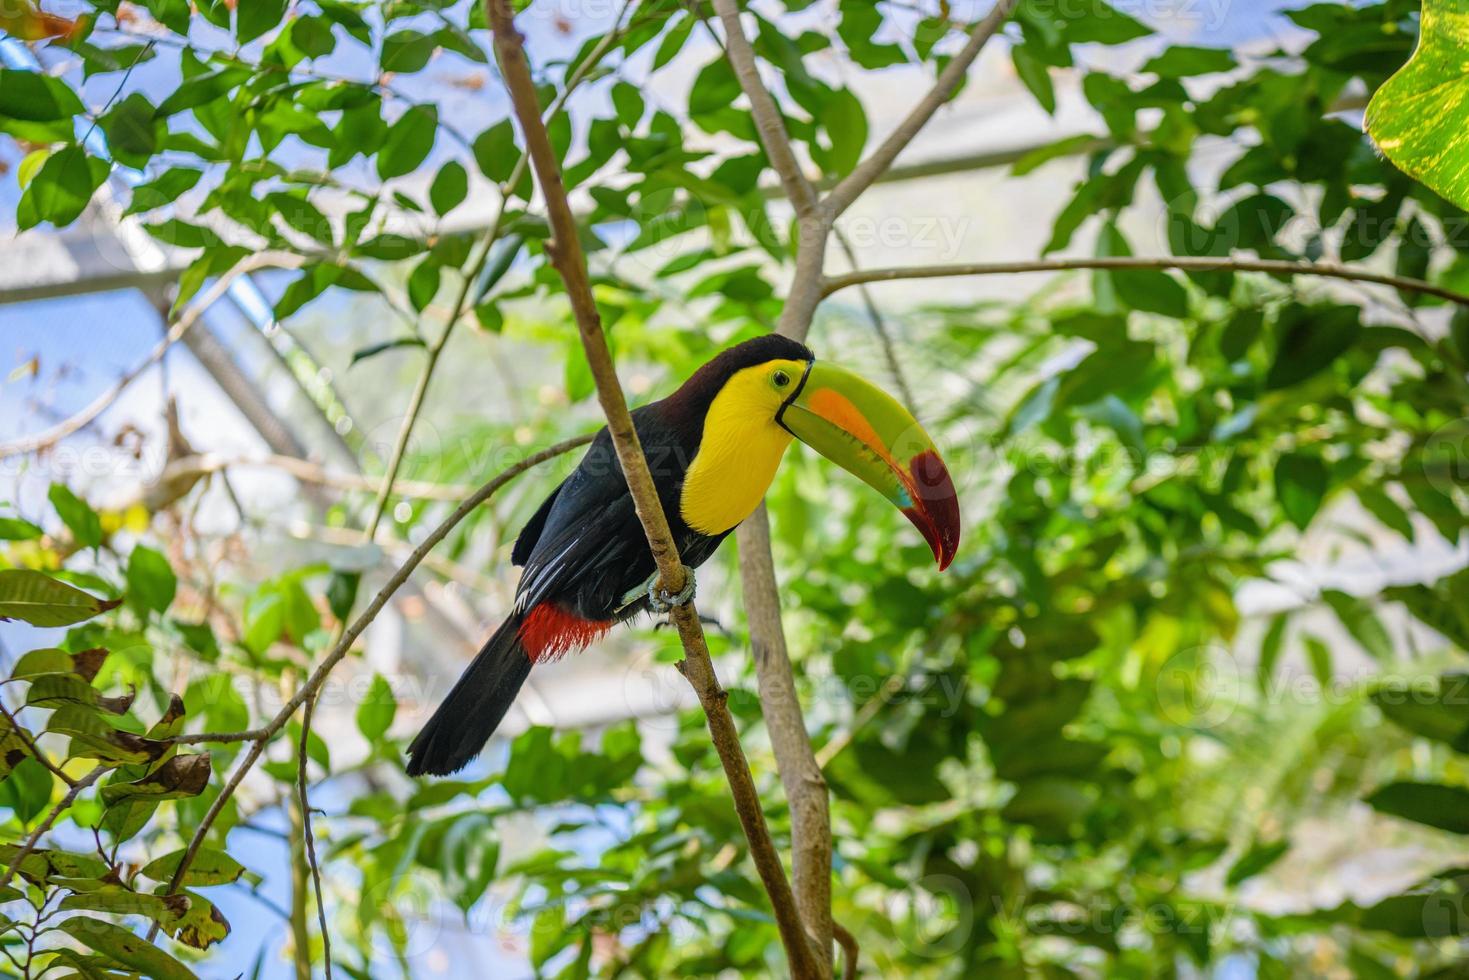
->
[647,566,696,614]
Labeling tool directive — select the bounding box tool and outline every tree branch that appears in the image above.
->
[823,0,1020,219]
[820,256,1469,306]
[487,4,819,976]
[0,701,75,788]
[832,227,914,406]
[0,251,306,461]
[833,921,859,980]
[149,434,591,913]
[709,0,819,218]
[737,506,833,969]
[0,765,107,891]
[297,697,331,980]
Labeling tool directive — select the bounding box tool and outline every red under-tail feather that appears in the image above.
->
[406,603,609,776]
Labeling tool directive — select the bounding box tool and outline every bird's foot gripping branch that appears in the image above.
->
[646,565,697,614]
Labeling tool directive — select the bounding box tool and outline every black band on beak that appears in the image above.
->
[775,358,815,435]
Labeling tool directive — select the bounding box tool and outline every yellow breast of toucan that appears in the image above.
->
[679,363,797,536]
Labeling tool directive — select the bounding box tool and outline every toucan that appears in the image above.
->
[406,335,960,776]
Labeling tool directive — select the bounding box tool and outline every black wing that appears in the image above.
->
[511,477,565,568]
[512,408,720,621]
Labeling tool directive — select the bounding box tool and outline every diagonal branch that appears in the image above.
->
[0,765,107,891]
[149,434,592,919]
[832,227,914,406]
[823,0,1020,219]
[0,251,306,461]
[709,0,820,218]
[820,255,1469,307]
[486,3,820,977]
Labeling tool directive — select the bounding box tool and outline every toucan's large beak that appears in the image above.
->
[777,361,961,570]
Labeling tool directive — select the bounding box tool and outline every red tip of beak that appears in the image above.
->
[902,450,961,570]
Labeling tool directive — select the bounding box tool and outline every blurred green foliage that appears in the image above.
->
[1,0,1469,977]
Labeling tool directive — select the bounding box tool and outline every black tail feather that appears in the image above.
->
[406,615,531,776]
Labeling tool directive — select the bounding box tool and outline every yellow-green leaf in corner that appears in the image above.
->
[1366,0,1469,209]
[56,917,197,980]
[140,847,245,887]
[0,569,121,627]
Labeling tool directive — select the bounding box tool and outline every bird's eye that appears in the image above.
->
[772,370,791,387]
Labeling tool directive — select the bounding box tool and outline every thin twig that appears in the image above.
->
[140,454,474,503]
[819,256,1469,307]
[832,227,914,406]
[486,4,819,977]
[709,0,819,218]
[823,0,1021,219]
[0,701,75,788]
[0,765,107,890]
[0,252,306,460]
[297,697,332,980]
[833,922,860,980]
[148,434,592,915]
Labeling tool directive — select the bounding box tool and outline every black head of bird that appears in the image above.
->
[406,334,960,776]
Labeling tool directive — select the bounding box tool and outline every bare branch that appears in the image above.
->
[824,0,1020,219]
[820,256,1469,307]
[0,701,76,788]
[0,251,306,460]
[150,433,592,911]
[139,454,474,503]
[832,227,914,406]
[0,765,107,890]
[487,4,820,976]
[738,506,832,970]
[709,0,820,218]
[297,697,332,980]
[834,921,860,980]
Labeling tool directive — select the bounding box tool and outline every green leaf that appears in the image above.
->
[124,167,202,216]
[1304,635,1333,688]
[1274,453,1327,530]
[378,104,438,180]
[18,146,109,230]
[474,303,503,333]
[0,69,85,121]
[1257,613,1288,692]
[813,88,867,176]
[0,570,120,627]
[57,917,198,980]
[408,258,441,311]
[429,161,468,216]
[11,647,107,682]
[1142,45,1236,77]
[0,756,53,822]
[0,516,43,541]
[1226,838,1289,886]
[1321,590,1392,661]
[1366,781,1469,833]
[472,119,517,183]
[350,337,425,366]
[1266,305,1361,390]
[140,848,246,887]
[100,753,212,806]
[48,483,102,548]
[1012,44,1056,114]
[611,82,644,127]
[126,546,177,616]
[688,58,740,116]
[155,67,250,117]
[382,29,437,73]
[1372,674,1469,751]
[356,673,397,742]
[1365,0,1469,210]
[237,0,287,45]
[100,92,160,169]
